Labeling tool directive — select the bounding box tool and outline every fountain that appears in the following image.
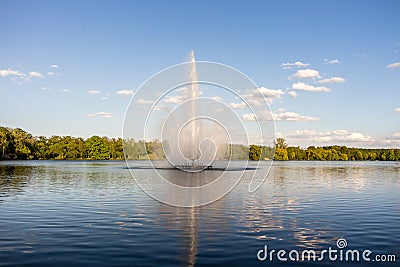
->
[162,51,230,172]
[123,51,275,206]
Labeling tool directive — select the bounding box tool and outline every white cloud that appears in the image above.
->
[293,69,321,79]
[372,132,400,147]
[329,130,372,142]
[0,68,25,77]
[292,82,330,92]
[239,87,284,105]
[242,110,274,122]
[288,91,298,98]
[285,130,319,139]
[88,90,100,95]
[41,87,50,91]
[47,72,57,76]
[96,111,112,118]
[318,77,346,84]
[163,94,186,104]
[136,98,153,104]
[28,71,43,78]
[242,109,317,122]
[386,62,400,70]
[116,89,134,96]
[62,89,71,93]
[50,64,59,68]
[162,86,203,105]
[152,104,167,111]
[86,112,113,119]
[242,113,256,122]
[282,130,400,148]
[281,61,309,69]
[255,87,284,98]
[85,112,113,119]
[2,68,54,81]
[229,102,247,109]
[394,107,400,113]
[324,59,340,64]
[274,110,318,121]
[285,129,373,143]
[246,99,263,106]
[210,96,222,101]
[379,140,400,147]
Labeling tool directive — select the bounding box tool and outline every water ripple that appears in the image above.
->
[0,161,399,266]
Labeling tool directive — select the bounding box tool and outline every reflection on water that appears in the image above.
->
[156,204,199,267]
[0,165,34,200]
[0,160,399,266]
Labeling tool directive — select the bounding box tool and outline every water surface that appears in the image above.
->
[0,161,399,266]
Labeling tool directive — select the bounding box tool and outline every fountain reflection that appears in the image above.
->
[154,204,200,267]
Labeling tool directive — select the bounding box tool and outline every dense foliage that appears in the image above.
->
[0,126,399,161]
[0,126,123,160]
[272,139,400,161]
[249,145,262,161]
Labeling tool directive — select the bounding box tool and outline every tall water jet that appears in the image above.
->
[189,50,199,163]
[161,51,230,171]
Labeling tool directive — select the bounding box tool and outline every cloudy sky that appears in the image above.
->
[0,1,399,147]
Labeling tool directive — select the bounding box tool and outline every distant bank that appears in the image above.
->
[1,126,399,161]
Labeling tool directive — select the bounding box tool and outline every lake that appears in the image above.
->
[0,160,399,266]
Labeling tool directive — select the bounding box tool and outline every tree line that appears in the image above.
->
[0,126,123,160]
[1,127,399,161]
[249,138,400,161]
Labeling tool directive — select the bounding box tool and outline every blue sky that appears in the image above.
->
[0,0,399,147]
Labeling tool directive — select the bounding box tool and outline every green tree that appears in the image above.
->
[0,127,14,158]
[34,136,49,159]
[145,139,165,160]
[274,148,289,160]
[75,137,87,159]
[123,138,137,159]
[11,128,34,159]
[275,138,288,149]
[287,146,305,160]
[260,145,274,160]
[379,151,386,161]
[387,149,396,161]
[395,149,400,161]
[85,136,109,160]
[108,138,123,159]
[64,136,79,159]
[340,153,349,161]
[249,144,262,161]
[229,144,249,160]
[48,136,66,159]
[274,138,289,160]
